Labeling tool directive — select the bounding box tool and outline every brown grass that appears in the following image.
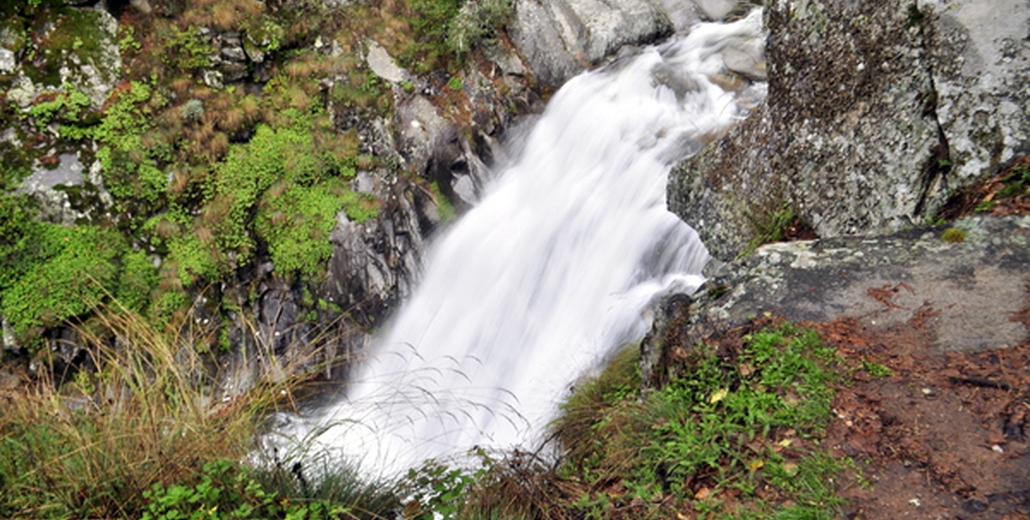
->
[0,309,256,517]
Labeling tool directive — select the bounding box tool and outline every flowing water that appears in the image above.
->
[279,11,766,476]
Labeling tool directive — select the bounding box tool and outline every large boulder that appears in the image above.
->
[668,0,1030,261]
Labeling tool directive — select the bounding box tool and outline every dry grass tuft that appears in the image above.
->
[0,302,355,518]
[0,309,258,517]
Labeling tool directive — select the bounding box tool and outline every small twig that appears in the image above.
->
[947,376,1011,391]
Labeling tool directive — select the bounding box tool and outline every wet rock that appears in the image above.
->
[18,153,109,225]
[509,0,674,86]
[669,0,1030,261]
[324,179,434,329]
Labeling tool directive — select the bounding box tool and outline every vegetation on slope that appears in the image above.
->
[393,318,883,520]
[1,312,873,519]
[0,0,510,353]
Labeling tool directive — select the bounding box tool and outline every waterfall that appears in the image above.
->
[280,11,766,477]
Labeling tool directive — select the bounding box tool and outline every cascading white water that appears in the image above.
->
[280,11,766,476]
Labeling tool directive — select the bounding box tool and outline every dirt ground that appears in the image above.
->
[804,158,1030,519]
[813,303,1030,520]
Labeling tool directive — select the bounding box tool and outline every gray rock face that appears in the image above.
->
[926,0,1030,182]
[509,0,674,86]
[19,154,110,225]
[642,215,1030,385]
[670,0,944,261]
[668,0,1030,262]
[324,179,436,329]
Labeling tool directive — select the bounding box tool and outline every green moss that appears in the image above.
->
[2,225,125,336]
[115,250,159,313]
[212,120,322,262]
[255,181,343,278]
[202,111,374,278]
[165,230,222,288]
[0,195,55,299]
[93,81,172,232]
[941,227,966,243]
[0,193,157,345]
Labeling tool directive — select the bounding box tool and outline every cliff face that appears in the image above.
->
[667,0,1030,261]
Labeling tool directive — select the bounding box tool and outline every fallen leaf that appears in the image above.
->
[710,388,728,404]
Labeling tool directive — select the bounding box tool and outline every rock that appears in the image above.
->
[323,179,433,328]
[721,45,765,81]
[208,30,251,83]
[641,215,1030,382]
[509,0,674,86]
[0,7,121,109]
[129,0,153,14]
[61,8,123,109]
[7,76,37,108]
[925,0,1030,182]
[670,0,947,260]
[20,154,86,225]
[365,41,410,84]
[396,95,452,177]
[0,48,15,73]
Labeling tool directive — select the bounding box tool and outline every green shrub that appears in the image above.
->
[446,0,513,61]
[93,81,172,232]
[141,460,359,520]
[256,181,346,278]
[208,115,368,275]
[0,195,54,300]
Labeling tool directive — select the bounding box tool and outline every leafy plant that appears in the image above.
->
[742,205,798,257]
[861,359,893,378]
[403,460,480,520]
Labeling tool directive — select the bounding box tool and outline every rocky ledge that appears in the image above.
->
[642,215,1030,386]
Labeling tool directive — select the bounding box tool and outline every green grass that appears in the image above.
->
[0,307,398,519]
[548,322,848,519]
[388,322,855,520]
